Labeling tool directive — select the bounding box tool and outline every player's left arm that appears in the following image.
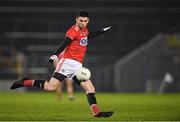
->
[88,26,111,39]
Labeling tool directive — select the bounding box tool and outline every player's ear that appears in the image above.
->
[87,18,89,23]
[75,17,79,23]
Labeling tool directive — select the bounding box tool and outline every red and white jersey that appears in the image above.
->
[63,24,89,63]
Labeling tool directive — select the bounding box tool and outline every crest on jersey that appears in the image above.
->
[80,37,88,46]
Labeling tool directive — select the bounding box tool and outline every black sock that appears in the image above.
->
[87,93,97,105]
[33,80,45,89]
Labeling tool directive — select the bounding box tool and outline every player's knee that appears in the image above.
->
[92,86,95,93]
[46,86,57,91]
[44,84,58,92]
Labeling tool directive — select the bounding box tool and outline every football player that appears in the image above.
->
[11,10,113,118]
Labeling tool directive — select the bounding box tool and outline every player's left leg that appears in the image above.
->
[73,76,113,118]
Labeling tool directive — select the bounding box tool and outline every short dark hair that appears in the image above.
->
[77,10,89,18]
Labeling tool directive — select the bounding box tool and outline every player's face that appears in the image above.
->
[76,17,89,29]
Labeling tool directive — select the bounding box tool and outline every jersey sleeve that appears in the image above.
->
[88,29,102,39]
[66,28,76,40]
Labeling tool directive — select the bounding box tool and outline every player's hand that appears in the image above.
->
[49,55,58,63]
[102,26,111,32]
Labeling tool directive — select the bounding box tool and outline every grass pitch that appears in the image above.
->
[0,92,180,121]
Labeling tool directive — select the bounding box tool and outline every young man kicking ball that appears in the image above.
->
[11,10,113,118]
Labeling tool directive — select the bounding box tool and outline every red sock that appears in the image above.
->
[23,80,34,86]
[90,104,100,115]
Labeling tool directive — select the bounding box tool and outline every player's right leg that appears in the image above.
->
[10,72,67,91]
[11,57,67,91]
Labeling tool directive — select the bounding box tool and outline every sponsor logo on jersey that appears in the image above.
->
[80,37,88,46]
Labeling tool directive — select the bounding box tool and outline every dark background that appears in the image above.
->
[0,0,180,92]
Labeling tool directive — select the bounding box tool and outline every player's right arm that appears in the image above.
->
[49,27,76,63]
[49,37,72,63]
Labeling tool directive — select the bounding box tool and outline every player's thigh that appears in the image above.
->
[44,77,60,91]
[80,80,95,93]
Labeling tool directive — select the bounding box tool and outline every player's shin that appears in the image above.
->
[23,79,45,89]
[87,93,100,116]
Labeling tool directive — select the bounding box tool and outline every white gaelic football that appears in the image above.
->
[75,67,91,81]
